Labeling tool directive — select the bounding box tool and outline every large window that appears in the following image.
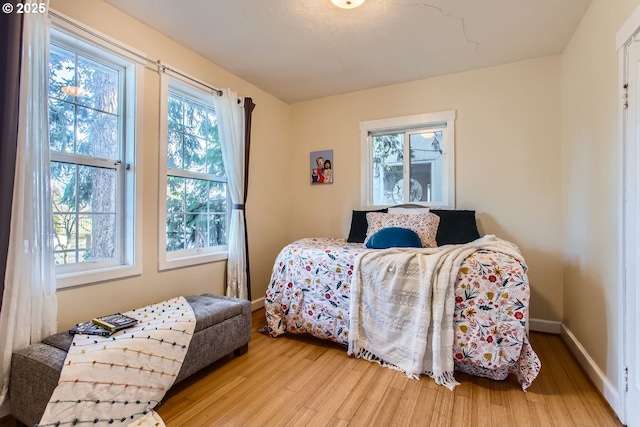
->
[159,74,228,270]
[360,110,456,208]
[48,21,143,288]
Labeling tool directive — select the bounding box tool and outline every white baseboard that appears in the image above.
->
[251,297,264,312]
[560,324,621,418]
[529,318,562,334]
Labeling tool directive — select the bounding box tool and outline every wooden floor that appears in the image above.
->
[0,309,623,427]
[155,309,623,427]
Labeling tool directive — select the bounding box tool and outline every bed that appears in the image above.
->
[263,208,541,390]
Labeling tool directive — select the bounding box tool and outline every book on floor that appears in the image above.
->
[91,313,138,332]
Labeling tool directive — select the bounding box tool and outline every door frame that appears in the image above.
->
[617,5,640,426]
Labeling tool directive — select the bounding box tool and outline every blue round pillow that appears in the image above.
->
[365,227,423,249]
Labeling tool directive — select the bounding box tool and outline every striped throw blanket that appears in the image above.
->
[38,296,196,427]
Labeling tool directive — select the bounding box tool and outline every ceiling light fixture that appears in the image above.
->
[331,0,365,9]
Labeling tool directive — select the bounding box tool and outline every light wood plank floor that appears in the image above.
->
[0,309,623,427]
[156,309,623,427]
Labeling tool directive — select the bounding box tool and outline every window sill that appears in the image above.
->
[56,264,142,290]
[159,251,228,271]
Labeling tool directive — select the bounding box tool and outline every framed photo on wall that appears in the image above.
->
[310,149,333,185]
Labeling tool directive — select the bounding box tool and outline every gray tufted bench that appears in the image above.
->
[9,294,251,427]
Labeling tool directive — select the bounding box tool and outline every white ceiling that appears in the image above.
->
[104,0,591,104]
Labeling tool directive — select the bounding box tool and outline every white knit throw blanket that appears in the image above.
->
[38,296,196,427]
[348,235,526,390]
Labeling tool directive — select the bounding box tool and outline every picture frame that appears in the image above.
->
[310,149,333,185]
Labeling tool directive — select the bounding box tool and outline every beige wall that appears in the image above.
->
[290,56,564,322]
[561,0,640,392]
[49,0,291,331]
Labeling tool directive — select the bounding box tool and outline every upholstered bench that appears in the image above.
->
[9,294,251,427]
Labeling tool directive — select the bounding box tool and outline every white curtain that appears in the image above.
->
[214,89,248,300]
[0,1,58,404]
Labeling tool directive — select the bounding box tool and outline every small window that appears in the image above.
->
[158,75,229,270]
[48,23,143,288]
[360,110,456,208]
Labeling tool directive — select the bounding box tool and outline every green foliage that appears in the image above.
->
[372,134,403,178]
[49,44,119,264]
[165,92,227,252]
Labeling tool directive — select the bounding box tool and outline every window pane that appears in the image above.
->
[183,135,207,173]
[49,99,76,153]
[80,213,116,262]
[209,182,227,246]
[409,131,443,203]
[53,213,76,265]
[77,55,119,114]
[204,111,217,140]
[209,214,226,247]
[166,176,185,213]
[165,86,227,258]
[166,214,186,252]
[207,141,224,176]
[79,166,117,213]
[51,163,118,264]
[185,100,209,139]
[168,93,184,132]
[49,45,76,102]
[208,181,227,213]
[185,178,209,211]
[185,213,208,249]
[76,106,118,159]
[51,162,77,211]
[167,131,183,169]
[371,134,403,205]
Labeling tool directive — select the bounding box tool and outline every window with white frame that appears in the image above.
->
[48,21,143,288]
[158,74,228,270]
[360,110,456,209]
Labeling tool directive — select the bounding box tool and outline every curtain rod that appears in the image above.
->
[48,9,224,97]
[158,62,223,97]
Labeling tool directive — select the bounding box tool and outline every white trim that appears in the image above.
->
[49,9,149,67]
[528,318,562,334]
[56,264,141,289]
[359,110,456,209]
[617,6,640,425]
[49,21,144,288]
[129,62,145,284]
[160,251,228,271]
[251,297,265,312]
[158,72,170,270]
[617,4,640,49]
[561,324,621,417]
[618,39,630,427]
[360,110,456,132]
[157,73,229,271]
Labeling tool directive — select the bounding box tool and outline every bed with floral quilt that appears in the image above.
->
[263,208,541,390]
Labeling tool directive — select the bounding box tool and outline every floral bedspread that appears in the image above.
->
[264,238,541,389]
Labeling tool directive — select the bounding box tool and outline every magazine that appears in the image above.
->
[69,320,113,337]
[92,313,139,332]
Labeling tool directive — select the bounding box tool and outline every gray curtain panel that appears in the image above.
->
[243,97,255,300]
[0,4,23,310]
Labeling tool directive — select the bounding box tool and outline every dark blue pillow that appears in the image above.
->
[365,227,423,249]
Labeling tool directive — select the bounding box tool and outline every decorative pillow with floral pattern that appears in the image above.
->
[365,212,440,248]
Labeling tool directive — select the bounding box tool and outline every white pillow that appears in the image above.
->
[388,207,430,215]
[365,212,440,248]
